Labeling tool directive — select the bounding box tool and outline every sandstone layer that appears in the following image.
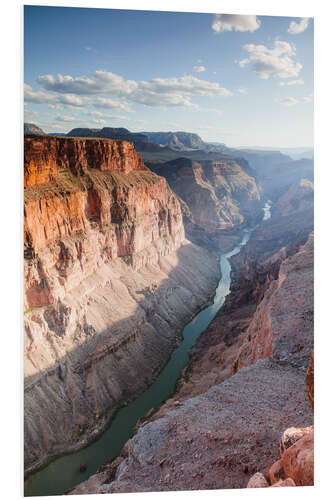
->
[24,136,219,474]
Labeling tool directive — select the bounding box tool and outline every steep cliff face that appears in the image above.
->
[24,136,219,473]
[149,157,261,251]
[233,234,313,373]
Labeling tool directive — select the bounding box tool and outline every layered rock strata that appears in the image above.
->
[149,157,261,252]
[24,136,219,474]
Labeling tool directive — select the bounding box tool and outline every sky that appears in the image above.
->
[24,6,314,148]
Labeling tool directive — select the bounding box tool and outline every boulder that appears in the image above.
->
[282,430,314,486]
[247,472,269,488]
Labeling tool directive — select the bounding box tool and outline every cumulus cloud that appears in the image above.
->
[37,72,137,96]
[92,97,133,112]
[35,71,233,109]
[193,65,206,73]
[288,18,310,35]
[236,86,248,94]
[24,83,58,104]
[212,14,261,33]
[238,40,302,79]
[279,79,304,86]
[24,83,89,107]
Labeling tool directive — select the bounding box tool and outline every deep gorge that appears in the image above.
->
[24,135,314,495]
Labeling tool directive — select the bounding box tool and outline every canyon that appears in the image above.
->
[69,158,313,494]
[24,129,314,495]
[24,135,220,475]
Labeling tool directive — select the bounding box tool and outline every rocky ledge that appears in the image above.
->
[24,136,219,474]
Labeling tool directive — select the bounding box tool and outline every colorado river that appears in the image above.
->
[24,204,271,496]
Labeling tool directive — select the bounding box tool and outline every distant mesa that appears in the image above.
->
[66,127,167,152]
[142,131,205,151]
[142,131,227,153]
[24,123,46,136]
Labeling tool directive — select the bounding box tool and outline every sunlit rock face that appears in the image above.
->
[148,157,262,252]
[24,136,219,473]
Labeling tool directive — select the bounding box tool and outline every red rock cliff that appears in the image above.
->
[24,136,219,474]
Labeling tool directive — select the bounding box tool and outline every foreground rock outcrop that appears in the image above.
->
[247,351,314,489]
[24,136,219,474]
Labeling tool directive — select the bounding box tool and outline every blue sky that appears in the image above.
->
[24,6,314,148]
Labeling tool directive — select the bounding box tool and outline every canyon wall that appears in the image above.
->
[24,136,219,474]
[149,157,261,252]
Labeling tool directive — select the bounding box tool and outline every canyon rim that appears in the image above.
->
[23,5,314,497]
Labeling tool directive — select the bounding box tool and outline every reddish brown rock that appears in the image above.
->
[234,233,314,373]
[280,425,314,455]
[24,135,146,187]
[268,459,285,485]
[306,351,314,411]
[282,430,314,486]
[247,472,268,488]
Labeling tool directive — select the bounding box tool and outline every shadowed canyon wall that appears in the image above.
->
[148,157,262,252]
[24,136,219,473]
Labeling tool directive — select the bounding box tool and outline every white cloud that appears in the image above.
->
[236,87,248,94]
[239,40,302,79]
[301,96,313,103]
[278,95,313,107]
[278,97,299,107]
[93,97,133,113]
[24,110,38,120]
[238,58,250,68]
[58,94,89,107]
[84,110,104,117]
[24,83,58,104]
[37,72,137,96]
[55,115,76,122]
[212,14,261,33]
[91,118,106,124]
[193,65,206,73]
[288,18,310,35]
[35,71,233,109]
[279,79,304,86]
[24,83,89,107]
